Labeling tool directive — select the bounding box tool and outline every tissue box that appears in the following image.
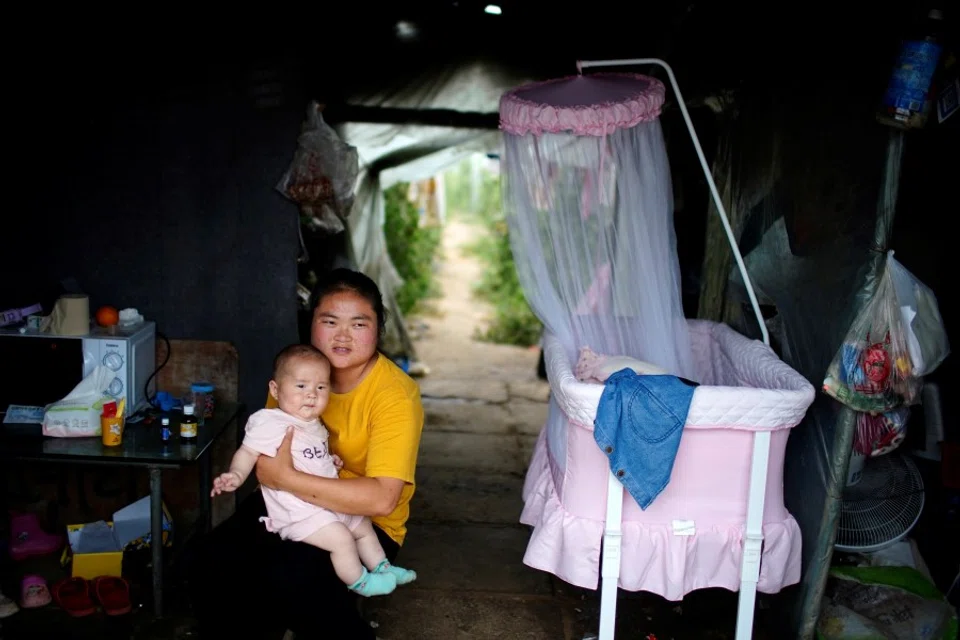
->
[61,497,173,579]
[61,522,124,580]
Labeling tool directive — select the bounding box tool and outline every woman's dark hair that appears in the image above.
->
[311,268,388,339]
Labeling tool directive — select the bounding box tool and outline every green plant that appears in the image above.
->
[468,184,543,348]
[383,182,442,315]
[442,155,542,347]
[443,158,473,216]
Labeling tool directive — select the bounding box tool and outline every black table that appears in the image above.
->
[0,402,244,617]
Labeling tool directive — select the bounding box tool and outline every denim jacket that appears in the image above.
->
[593,369,698,510]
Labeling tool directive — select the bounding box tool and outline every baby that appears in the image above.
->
[211,343,416,597]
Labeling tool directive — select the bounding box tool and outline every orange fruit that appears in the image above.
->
[96,306,120,327]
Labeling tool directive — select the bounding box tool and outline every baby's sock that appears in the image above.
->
[348,567,397,597]
[374,559,417,585]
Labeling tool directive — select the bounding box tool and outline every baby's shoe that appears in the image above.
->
[20,575,52,609]
[373,559,417,585]
[0,589,19,618]
[9,511,63,562]
[348,567,396,597]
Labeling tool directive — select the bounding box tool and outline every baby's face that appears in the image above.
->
[270,357,331,421]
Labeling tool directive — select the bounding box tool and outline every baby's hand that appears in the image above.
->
[211,471,243,496]
[332,454,343,470]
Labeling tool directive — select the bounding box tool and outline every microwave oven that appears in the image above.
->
[0,321,156,416]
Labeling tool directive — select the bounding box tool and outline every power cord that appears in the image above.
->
[144,329,171,409]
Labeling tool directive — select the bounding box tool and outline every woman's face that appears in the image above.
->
[311,290,380,374]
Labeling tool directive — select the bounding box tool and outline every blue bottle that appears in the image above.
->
[878,9,946,130]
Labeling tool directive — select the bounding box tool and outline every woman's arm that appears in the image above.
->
[255,428,404,517]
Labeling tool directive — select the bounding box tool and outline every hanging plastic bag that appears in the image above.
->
[823,255,922,412]
[276,102,359,229]
[854,408,910,457]
[886,251,950,376]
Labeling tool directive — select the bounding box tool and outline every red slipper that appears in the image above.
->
[51,577,95,617]
[93,576,131,616]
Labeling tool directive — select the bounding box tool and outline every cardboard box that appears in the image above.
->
[62,522,123,580]
[61,497,173,579]
[112,496,173,551]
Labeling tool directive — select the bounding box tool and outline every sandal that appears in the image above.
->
[19,575,51,609]
[93,576,132,616]
[0,590,19,619]
[51,577,96,617]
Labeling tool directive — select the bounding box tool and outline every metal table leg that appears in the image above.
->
[149,466,164,617]
[199,454,212,533]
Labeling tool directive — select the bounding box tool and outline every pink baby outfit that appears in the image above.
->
[243,408,364,541]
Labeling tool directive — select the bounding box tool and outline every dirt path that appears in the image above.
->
[410,217,546,396]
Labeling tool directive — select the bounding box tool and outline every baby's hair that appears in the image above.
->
[272,343,329,380]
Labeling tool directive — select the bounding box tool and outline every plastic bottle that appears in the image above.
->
[190,382,215,424]
[180,404,199,441]
[877,9,947,130]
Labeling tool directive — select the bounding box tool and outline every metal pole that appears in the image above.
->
[577,57,769,347]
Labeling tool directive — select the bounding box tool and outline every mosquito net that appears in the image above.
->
[500,73,695,379]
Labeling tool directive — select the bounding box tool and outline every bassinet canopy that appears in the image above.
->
[499,72,696,380]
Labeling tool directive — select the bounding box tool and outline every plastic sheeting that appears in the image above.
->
[712,90,905,638]
[332,59,531,359]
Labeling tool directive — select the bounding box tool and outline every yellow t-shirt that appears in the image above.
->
[266,354,424,545]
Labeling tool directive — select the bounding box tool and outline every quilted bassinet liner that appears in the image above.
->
[521,320,815,600]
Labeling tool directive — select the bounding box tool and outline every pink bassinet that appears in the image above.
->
[499,57,817,639]
[522,320,815,598]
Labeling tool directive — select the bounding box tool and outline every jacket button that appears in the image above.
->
[616,469,624,477]
[605,446,613,454]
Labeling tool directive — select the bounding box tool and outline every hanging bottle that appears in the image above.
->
[877,8,946,130]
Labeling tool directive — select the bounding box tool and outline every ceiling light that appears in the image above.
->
[395,20,418,40]
[484,4,502,15]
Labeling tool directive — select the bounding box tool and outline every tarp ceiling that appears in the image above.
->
[331,57,534,359]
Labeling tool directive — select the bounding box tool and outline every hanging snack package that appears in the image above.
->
[823,251,947,412]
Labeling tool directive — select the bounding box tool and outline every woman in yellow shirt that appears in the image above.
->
[190,269,424,639]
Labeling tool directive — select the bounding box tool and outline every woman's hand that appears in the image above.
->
[255,427,296,490]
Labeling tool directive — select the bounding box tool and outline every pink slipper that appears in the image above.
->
[20,575,52,609]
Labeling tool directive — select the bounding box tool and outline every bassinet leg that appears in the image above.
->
[735,430,772,640]
[599,469,625,640]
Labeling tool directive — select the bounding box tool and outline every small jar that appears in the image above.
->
[180,404,199,441]
[190,382,215,423]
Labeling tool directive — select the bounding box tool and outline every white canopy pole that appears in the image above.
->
[577,58,771,640]
[577,58,768,347]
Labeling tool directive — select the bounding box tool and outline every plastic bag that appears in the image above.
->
[276,102,359,227]
[854,408,910,457]
[817,566,958,640]
[823,252,930,413]
[887,252,950,377]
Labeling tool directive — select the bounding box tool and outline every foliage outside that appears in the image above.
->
[445,157,542,347]
[383,183,442,315]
